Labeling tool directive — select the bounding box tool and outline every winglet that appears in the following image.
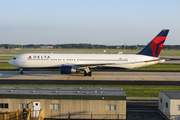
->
[137,29,169,57]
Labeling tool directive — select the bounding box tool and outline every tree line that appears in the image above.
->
[0,44,180,50]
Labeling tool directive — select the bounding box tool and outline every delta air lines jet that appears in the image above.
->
[9,29,169,76]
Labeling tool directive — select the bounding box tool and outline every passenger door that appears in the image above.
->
[33,102,41,117]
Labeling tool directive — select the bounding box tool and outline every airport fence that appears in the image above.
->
[0,111,125,120]
[58,113,126,120]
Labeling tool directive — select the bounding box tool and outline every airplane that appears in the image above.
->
[9,29,169,76]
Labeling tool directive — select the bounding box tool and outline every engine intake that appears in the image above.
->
[60,66,80,74]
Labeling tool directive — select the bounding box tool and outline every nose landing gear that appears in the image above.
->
[19,68,23,74]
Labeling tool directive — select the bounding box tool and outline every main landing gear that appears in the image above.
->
[84,67,92,76]
[19,68,23,74]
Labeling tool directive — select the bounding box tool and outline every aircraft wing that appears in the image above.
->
[144,59,165,63]
[160,56,180,60]
[61,59,165,68]
[62,63,114,67]
[127,59,165,64]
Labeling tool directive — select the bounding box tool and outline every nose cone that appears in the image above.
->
[8,59,13,65]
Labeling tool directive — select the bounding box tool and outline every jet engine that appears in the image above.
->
[60,66,80,74]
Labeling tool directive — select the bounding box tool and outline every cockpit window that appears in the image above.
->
[13,57,16,60]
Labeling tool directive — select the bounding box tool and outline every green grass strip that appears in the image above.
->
[1,63,180,71]
[0,56,13,60]
[0,63,18,69]
[0,49,180,55]
[0,52,24,54]
[131,64,180,71]
[0,84,180,97]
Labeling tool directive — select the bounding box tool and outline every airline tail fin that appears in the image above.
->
[137,29,169,57]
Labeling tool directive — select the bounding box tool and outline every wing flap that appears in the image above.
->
[61,59,165,68]
[62,63,114,67]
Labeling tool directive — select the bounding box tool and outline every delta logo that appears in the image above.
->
[28,56,31,59]
[28,55,50,59]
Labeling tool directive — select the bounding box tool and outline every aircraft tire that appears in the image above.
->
[84,71,87,76]
[88,72,92,76]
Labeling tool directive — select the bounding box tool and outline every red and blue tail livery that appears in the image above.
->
[138,29,169,57]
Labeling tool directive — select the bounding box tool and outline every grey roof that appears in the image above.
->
[160,91,180,99]
[0,86,126,96]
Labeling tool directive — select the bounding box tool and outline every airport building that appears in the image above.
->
[159,91,180,120]
[40,46,53,49]
[0,86,126,120]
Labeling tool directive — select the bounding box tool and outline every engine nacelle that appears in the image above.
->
[60,66,80,74]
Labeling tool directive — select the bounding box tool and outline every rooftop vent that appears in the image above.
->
[79,87,82,90]
[32,91,36,93]
[77,91,81,94]
[100,92,104,94]
[86,92,90,95]
[55,91,58,93]
[95,91,97,94]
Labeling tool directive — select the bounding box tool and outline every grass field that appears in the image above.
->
[0,56,13,60]
[0,84,179,97]
[131,64,180,71]
[1,63,180,71]
[0,49,180,55]
[0,52,24,54]
[0,63,18,69]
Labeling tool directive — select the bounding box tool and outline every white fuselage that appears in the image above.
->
[9,53,162,69]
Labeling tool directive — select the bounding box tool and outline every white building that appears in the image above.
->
[159,91,180,120]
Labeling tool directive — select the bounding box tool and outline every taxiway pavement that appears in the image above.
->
[0,71,180,81]
[0,71,180,85]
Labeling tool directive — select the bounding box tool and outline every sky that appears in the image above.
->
[0,0,180,45]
